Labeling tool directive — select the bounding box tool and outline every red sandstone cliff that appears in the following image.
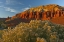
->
[5,4,64,26]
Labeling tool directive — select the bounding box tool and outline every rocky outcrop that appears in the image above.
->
[10,9,64,20]
[5,4,64,26]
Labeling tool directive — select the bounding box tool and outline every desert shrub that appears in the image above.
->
[0,21,8,29]
[36,37,47,42]
[1,20,64,42]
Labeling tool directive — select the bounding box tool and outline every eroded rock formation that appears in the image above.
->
[5,4,64,27]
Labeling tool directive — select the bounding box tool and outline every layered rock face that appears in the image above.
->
[5,4,64,26]
[8,4,64,20]
[17,10,64,20]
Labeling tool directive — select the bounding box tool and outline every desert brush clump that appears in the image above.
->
[0,20,64,42]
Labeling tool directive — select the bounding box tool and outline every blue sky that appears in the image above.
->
[0,0,64,18]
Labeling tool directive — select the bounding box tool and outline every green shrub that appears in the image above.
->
[1,20,64,42]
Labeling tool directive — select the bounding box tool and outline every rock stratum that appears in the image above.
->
[5,4,64,26]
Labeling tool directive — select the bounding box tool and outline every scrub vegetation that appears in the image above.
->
[0,20,64,42]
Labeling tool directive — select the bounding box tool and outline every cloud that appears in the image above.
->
[19,2,24,5]
[0,5,18,13]
[6,0,24,5]
[4,7,17,13]
[6,0,16,5]
[6,0,11,4]
[21,5,31,11]
[29,5,31,7]
[22,7,30,11]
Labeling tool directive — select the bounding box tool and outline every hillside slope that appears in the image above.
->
[5,4,64,26]
[51,16,64,25]
[2,20,64,42]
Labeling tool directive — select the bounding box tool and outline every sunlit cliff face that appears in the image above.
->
[5,4,64,26]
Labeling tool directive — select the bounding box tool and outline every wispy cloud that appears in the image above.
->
[21,5,32,11]
[6,0,16,5]
[6,0,24,5]
[6,0,11,4]
[29,5,31,7]
[19,2,24,5]
[22,7,30,11]
[4,7,17,13]
[0,5,18,13]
